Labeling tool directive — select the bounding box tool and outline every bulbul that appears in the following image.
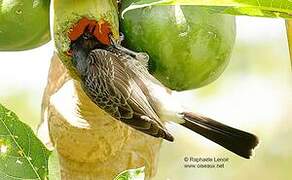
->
[69,21,259,159]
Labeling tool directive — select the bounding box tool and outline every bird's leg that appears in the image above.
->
[109,34,149,64]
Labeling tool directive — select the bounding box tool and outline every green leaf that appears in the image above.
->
[122,0,292,19]
[48,151,61,180]
[114,167,145,180]
[0,103,50,180]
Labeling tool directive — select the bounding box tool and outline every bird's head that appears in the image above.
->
[70,27,103,53]
[68,18,112,75]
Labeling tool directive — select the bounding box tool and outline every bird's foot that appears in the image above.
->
[109,34,149,63]
[117,33,124,45]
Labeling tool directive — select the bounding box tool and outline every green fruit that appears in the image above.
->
[120,3,236,91]
[0,0,50,51]
[53,0,119,80]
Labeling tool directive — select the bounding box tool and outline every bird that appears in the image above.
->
[68,18,259,159]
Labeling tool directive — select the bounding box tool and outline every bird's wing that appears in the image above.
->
[83,49,173,141]
[107,47,163,114]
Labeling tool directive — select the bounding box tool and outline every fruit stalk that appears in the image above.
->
[39,53,162,179]
[40,0,163,179]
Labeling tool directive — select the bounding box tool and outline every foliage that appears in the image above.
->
[114,167,145,180]
[0,103,50,180]
[122,0,292,19]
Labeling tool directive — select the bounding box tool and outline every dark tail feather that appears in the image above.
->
[180,112,259,159]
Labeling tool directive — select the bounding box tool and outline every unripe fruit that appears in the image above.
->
[120,3,236,90]
[0,0,50,51]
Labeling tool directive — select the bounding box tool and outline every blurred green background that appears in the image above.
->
[0,16,291,180]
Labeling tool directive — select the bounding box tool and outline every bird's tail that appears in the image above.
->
[179,112,259,159]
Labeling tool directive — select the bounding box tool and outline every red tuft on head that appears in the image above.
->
[93,19,111,45]
[68,17,112,45]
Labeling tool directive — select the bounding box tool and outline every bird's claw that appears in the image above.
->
[117,33,125,45]
[109,34,149,64]
[135,52,149,64]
